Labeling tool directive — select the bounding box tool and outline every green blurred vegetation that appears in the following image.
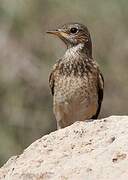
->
[0,0,128,166]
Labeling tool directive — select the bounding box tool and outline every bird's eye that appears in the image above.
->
[70,27,78,34]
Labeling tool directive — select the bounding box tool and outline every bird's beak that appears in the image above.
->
[46,29,68,39]
[46,29,60,36]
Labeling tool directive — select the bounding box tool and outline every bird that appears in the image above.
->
[47,23,104,129]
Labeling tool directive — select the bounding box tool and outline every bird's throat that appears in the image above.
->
[64,43,85,61]
[58,43,93,77]
[64,43,92,61]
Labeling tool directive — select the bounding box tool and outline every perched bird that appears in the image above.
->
[47,23,104,129]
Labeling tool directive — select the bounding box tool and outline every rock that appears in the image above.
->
[0,116,128,180]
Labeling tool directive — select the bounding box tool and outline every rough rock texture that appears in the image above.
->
[0,116,128,180]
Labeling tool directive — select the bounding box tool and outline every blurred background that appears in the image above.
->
[0,0,128,166]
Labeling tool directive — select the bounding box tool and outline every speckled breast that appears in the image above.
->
[53,73,98,123]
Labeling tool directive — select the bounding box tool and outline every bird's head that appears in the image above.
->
[47,23,92,57]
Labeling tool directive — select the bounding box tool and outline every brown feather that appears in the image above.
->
[48,23,104,129]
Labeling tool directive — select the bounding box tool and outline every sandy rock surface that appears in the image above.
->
[0,116,128,180]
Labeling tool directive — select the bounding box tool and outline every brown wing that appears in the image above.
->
[49,71,55,96]
[49,61,60,96]
[92,72,104,119]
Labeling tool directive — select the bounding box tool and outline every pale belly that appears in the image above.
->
[53,75,98,128]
